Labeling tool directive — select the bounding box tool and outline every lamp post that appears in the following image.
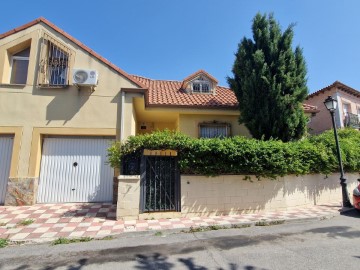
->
[323,96,352,207]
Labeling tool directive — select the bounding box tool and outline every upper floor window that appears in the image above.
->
[343,103,350,116]
[191,76,211,93]
[48,43,68,86]
[38,33,71,87]
[10,47,30,84]
[199,121,231,138]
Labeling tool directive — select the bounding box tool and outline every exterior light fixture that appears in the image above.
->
[324,95,338,112]
[323,96,352,207]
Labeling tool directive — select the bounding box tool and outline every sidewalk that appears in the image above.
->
[0,202,345,244]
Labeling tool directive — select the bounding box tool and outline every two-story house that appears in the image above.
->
[0,18,319,207]
[306,81,360,134]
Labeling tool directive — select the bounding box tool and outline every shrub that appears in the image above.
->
[108,129,360,178]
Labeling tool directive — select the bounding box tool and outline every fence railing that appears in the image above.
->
[344,113,360,129]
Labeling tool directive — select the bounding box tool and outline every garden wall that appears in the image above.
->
[117,173,359,220]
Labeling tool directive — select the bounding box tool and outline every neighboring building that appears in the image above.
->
[0,18,318,206]
[306,81,360,134]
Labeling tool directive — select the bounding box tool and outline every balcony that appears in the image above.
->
[344,112,360,129]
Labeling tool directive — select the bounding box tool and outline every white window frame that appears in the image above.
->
[9,55,29,84]
[343,102,350,116]
[198,121,231,138]
[342,102,351,127]
[191,77,211,94]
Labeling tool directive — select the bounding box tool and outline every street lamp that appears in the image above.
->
[323,96,352,207]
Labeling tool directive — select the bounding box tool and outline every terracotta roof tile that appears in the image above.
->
[132,74,317,113]
[131,75,238,109]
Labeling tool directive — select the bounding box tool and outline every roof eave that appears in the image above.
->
[307,81,360,99]
[145,103,239,110]
[121,88,147,94]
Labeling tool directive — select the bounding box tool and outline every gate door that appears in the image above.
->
[140,150,180,212]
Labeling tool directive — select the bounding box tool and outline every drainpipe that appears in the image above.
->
[334,92,343,128]
[120,90,125,141]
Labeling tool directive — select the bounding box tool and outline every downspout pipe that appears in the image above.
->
[120,90,125,142]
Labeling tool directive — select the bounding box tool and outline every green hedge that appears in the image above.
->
[107,129,360,178]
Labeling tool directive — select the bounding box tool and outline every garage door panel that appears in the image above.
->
[37,137,114,203]
[0,137,13,204]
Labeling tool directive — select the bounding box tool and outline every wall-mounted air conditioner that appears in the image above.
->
[72,69,98,86]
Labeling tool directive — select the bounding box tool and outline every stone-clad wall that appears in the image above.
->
[5,178,38,206]
[116,175,141,220]
[117,173,359,220]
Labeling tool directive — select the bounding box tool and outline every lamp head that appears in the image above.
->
[324,96,337,112]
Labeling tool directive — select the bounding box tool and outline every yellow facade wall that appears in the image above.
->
[179,114,250,138]
[0,23,140,178]
[0,126,22,178]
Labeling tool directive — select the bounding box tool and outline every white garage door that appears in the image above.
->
[0,136,13,204]
[37,137,114,203]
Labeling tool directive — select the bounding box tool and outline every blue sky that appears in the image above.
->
[1,0,360,93]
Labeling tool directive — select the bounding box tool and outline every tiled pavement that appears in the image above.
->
[0,203,344,244]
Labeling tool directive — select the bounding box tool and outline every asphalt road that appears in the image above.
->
[0,209,360,270]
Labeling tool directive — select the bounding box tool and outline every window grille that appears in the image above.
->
[38,33,72,87]
[199,121,231,138]
[192,83,201,92]
[344,112,360,129]
[191,76,211,93]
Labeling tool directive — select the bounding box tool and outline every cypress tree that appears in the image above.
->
[228,13,308,142]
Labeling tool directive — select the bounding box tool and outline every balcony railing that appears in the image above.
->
[344,112,360,129]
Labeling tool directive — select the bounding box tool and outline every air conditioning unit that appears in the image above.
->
[72,69,98,86]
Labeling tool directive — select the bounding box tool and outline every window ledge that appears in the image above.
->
[191,92,216,95]
[0,83,26,88]
[38,84,69,89]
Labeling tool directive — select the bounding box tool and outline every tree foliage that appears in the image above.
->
[228,13,309,142]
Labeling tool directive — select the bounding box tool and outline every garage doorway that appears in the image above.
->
[0,136,13,204]
[37,137,114,203]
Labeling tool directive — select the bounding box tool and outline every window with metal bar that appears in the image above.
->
[191,76,211,93]
[48,43,68,86]
[199,122,231,138]
[38,33,72,87]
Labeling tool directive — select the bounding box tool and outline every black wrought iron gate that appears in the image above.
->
[140,151,180,213]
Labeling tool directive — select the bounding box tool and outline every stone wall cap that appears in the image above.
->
[118,175,141,180]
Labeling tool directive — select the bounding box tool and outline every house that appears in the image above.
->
[306,81,360,134]
[128,70,250,138]
[0,18,318,207]
[0,18,144,206]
